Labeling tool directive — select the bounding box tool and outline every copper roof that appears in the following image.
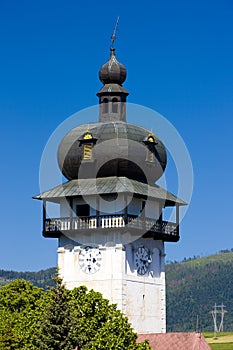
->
[33,176,187,206]
[98,47,127,85]
[57,121,167,182]
[137,333,211,350]
[97,83,129,95]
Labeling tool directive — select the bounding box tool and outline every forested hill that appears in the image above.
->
[0,267,56,288]
[166,252,233,332]
[0,252,233,332]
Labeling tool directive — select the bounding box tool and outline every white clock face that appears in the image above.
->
[135,246,151,275]
[79,246,102,274]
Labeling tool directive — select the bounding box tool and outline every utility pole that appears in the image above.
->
[211,304,218,338]
[196,315,200,333]
[219,303,227,332]
[210,303,227,337]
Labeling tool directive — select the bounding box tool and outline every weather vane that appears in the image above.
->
[111,16,120,48]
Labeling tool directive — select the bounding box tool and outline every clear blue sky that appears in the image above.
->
[0,0,232,271]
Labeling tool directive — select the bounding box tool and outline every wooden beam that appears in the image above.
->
[69,197,73,217]
[124,193,128,223]
[69,197,73,230]
[176,204,180,236]
[42,200,46,233]
[96,196,100,227]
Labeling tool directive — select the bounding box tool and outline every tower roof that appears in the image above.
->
[57,121,167,183]
[99,47,127,85]
[33,176,187,207]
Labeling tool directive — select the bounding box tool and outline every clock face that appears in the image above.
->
[135,246,151,275]
[79,246,102,274]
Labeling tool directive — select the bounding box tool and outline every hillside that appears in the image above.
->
[0,267,56,289]
[166,252,233,332]
[0,252,232,332]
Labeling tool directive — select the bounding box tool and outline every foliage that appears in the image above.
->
[166,252,233,332]
[69,286,150,349]
[0,279,48,349]
[36,276,74,350]
[0,276,151,349]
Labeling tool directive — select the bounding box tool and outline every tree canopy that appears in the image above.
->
[0,277,151,350]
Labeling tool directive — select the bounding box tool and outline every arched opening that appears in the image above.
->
[103,98,108,113]
[112,98,118,113]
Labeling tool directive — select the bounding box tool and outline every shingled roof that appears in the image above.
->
[137,332,211,350]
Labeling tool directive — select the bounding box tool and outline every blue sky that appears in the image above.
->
[0,0,232,271]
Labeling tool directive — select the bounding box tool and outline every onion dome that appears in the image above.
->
[99,48,126,85]
[57,121,167,184]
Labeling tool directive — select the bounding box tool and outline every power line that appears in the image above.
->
[210,303,227,337]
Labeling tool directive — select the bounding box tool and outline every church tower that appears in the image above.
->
[34,43,186,334]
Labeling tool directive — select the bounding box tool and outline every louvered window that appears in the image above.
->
[83,144,92,160]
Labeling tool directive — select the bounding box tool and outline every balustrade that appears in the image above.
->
[44,214,178,239]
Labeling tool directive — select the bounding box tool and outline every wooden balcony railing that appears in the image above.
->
[44,214,179,241]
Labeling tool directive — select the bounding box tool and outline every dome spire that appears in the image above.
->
[111,16,120,48]
[97,19,129,123]
[98,47,127,85]
[98,17,127,85]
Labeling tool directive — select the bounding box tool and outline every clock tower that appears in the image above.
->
[34,45,186,334]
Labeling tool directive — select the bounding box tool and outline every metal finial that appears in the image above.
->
[111,16,120,48]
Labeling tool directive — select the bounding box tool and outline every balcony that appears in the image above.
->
[43,214,179,242]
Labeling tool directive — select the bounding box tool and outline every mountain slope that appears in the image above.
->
[166,252,233,331]
[0,252,232,331]
[0,267,56,288]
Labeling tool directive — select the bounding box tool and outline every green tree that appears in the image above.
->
[0,276,151,349]
[86,307,150,350]
[36,276,74,350]
[37,277,151,350]
[69,287,151,349]
[0,279,47,349]
[0,309,20,350]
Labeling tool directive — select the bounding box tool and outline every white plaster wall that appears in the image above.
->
[60,195,161,219]
[126,280,165,333]
[145,199,160,219]
[125,237,166,333]
[58,241,126,313]
[99,193,124,215]
[60,198,70,217]
[59,228,144,247]
[58,234,166,334]
[128,197,141,215]
[61,194,127,216]
[63,244,75,281]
